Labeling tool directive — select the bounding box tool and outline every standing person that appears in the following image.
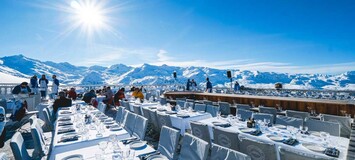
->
[51,75,60,99]
[114,88,125,106]
[186,79,191,91]
[206,77,212,93]
[30,75,38,94]
[234,81,240,93]
[191,79,197,91]
[39,75,48,99]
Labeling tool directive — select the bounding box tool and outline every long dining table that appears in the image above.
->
[49,104,156,160]
[198,117,350,160]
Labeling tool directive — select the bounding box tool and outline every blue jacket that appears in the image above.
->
[53,79,59,86]
[30,77,38,88]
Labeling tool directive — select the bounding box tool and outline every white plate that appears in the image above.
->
[239,128,256,133]
[212,121,229,126]
[147,155,169,160]
[110,126,122,131]
[61,154,83,160]
[303,143,326,152]
[310,131,321,137]
[266,135,284,142]
[274,124,286,129]
[130,141,147,149]
[104,120,114,125]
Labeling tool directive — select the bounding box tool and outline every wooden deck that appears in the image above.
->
[164,91,355,117]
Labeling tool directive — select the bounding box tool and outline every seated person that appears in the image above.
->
[82,90,97,103]
[68,88,77,100]
[52,91,72,117]
[103,87,114,106]
[114,88,126,106]
[12,82,31,94]
[132,88,144,100]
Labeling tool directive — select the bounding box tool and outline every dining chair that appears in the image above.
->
[156,111,173,129]
[132,104,142,115]
[121,101,132,112]
[179,133,210,160]
[30,120,48,158]
[115,106,125,124]
[305,118,340,136]
[176,100,186,109]
[259,106,277,123]
[176,98,186,102]
[157,126,180,160]
[322,114,352,138]
[148,110,160,133]
[275,115,303,128]
[159,97,167,105]
[141,107,151,122]
[218,102,231,115]
[10,132,31,160]
[206,105,219,117]
[42,108,54,131]
[252,113,274,124]
[237,109,253,121]
[194,103,207,112]
[213,127,240,151]
[279,146,334,160]
[239,135,278,160]
[210,143,251,160]
[203,100,213,105]
[190,121,211,145]
[236,104,251,111]
[285,110,310,120]
[123,112,137,135]
[184,102,195,110]
[133,115,148,140]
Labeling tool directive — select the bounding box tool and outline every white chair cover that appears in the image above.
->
[176,100,186,109]
[203,100,213,105]
[123,112,137,135]
[10,132,31,160]
[98,102,107,113]
[279,146,334,160]
[179,133,210,160]
[206,105,219,117]
[322,114,352,138]
[237,109,253,121]
[133,115,148,140]
[252,113,274,123]
[259,106,277,123]
[194,103,206,112]
[148,109,160,132]
[236,104,251,111]
[213,127,240,151]
[30,120,47,157]
[218,102,231,115]
[275,115,303,128]
[133,105,142,115]
[141,107,151,121]
[190,121,211,145]
[184,102,195,110]
[158,126,180,160]
[239,135,277,160]
[160,97,167,105]
[210,143,251,160]
[42,108,53,131]
[305,118,340,136]
[115,106,125,124]
[156,111,173,129]
[285,110,310,120]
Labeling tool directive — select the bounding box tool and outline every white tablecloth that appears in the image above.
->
[53,141,155,160]
[49,106,130,160]
[199,117,349,160]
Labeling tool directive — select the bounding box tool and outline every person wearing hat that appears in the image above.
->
[12,82,31,94]
[39,74,49,99]
[30,75,38,94]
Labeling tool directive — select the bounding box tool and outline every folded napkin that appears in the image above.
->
[121,137,138,144]
[60,111,72,114]
[148,106,157,109]
[59,135,79,143]
[157,108,167,112]
[324,148,339,158]
[165,111,177,114]
[176,114,190,118]
[138,151,160,160]
[58,128,76,134]
[212,122,231,128]
[60,107,70,110]
[58,117,71,121]
[250,130,262,136]
[283,138,299,146]
[58,122,73,126]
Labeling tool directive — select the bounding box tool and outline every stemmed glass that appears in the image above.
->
[98,141,108,155]
[264,118,270,127]
[217,111,221,119]
[320,132,330,147]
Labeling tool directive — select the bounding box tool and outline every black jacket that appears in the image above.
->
[12,85,31,94]
[52,97,72,115]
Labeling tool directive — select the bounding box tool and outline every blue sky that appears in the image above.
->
[0,0,354,74]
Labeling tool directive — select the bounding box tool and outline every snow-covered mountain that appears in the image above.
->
[0,54,354,90]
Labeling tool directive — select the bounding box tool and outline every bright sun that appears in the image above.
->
[70,0,108,36]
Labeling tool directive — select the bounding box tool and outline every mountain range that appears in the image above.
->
[0,54,354,90]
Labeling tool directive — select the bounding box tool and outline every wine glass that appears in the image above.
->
[320,132,330,147]
[264,118,270,126]
[98,141,108,154]
[217,111,221,119]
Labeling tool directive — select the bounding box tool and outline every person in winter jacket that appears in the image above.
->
[206,77,212,93]
[50,75,60,99]
[12,82,31,95]
[39,75,49,99]
[114,88,125,106]
[67,88,77,100]
[30,75,38,94]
